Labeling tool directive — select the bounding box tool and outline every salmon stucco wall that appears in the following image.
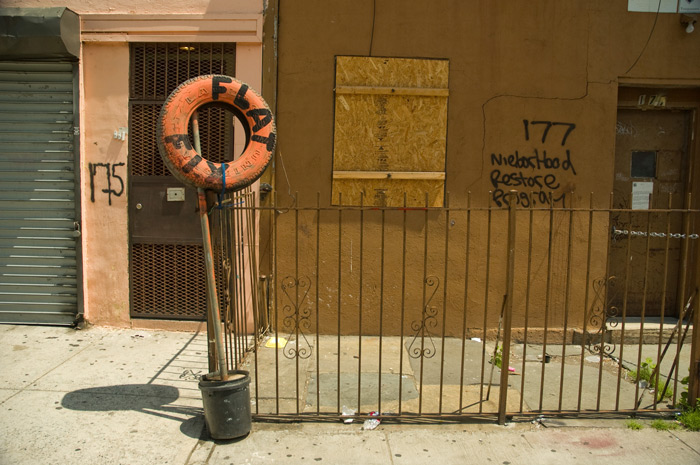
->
[81,42,130,326]
[0,0,263,15]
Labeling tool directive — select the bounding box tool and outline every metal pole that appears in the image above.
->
[198,188,229,381]
[498,190,517,424]
[193,111,228,381]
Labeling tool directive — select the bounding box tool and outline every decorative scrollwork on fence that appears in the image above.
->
[407,276,440,359]
[280,275,313,359]
[587,276,617,357]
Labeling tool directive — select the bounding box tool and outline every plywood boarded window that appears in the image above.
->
[332,56,449,207]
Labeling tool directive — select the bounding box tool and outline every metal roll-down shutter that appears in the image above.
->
[0,61,81,325]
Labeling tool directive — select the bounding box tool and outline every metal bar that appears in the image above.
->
[633,206,653,410]
[655,193,674,409]
[198,188,228,381]
[316,192,321,415]
[458,192,472,412]
[193,110,227,381]
[253,406,685,422]
[233,192,242,364]
[192,112,216,374]
[487,295,507,401]
[253,192,262,415]
[659,309,694,401]
[636,292,695,408]
[577,193,595,412]
[232,193,243,366]
[358,192,364,413]
[438,194,450,414]
[558,193,575,411]
[538,194,555,411]
[337,193,343,414]
[242,189,254,358]
[498,191,517,424]
[295,192,300,415]
[520,192,535,413]
[224,197,236,369]
[613,195,633,411]
[479,193,494,413]
[673,193,692,404]
[418,192,429,414]
[398,193,408,415]
[248,190,260,349]
[691,203,700,408]
[378,204,386,414]
[273,191,280,415]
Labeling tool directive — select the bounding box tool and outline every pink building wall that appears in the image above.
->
[6,0,266,328]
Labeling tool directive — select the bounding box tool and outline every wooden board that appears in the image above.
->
[332,179,444,208]
[332,56,449,207]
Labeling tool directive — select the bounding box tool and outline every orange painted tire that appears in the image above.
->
[157,75,276,192]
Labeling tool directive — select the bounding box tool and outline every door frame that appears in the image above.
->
[614,86,700,320]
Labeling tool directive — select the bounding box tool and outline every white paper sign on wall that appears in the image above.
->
[679,0,700,13]
[628,0,682,13]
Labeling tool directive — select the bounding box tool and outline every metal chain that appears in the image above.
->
[613,227,699,240]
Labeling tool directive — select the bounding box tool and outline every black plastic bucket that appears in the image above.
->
[198,370,251,440]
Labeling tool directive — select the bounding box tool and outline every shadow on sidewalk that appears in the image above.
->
[61,384,205,439]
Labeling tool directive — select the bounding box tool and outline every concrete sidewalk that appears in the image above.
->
[1,324,699,465]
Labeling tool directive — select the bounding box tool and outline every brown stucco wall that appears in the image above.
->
[269,0,700,336]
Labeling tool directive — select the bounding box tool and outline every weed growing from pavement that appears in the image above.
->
[678,405,700,432]
[625,419,644,430]
[492,345,503,369]
[650,419,679,431]
[629,357,673,401]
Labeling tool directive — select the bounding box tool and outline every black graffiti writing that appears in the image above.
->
[492,189,566,208]
[489,120,577,208]
[523,120,576,146]
[212,76,232,101]
[490,170,560,190]
[89,163,125,206]
[490,149,576,175]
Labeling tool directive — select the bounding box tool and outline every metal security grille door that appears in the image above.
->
[129,43,235,319]
[0,62,81,325]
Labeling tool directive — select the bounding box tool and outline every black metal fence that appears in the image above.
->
[218,191,699,423]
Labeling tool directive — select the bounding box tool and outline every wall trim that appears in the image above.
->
[81,14,262,43]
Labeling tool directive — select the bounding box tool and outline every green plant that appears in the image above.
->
[655,384,673,402]
[491,345,503,369]
[630,357,656,385]
[678,376,691,409]
[625,419,644,430]
[650,419,678,431]
[678,408,700,432]
[675,375,700,431]
[629,358,673,401]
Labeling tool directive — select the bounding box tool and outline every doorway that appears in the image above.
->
[128,43,236,320]
[609,107,692,318]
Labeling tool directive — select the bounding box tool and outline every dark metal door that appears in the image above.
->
[610,109,692,318]
[128,43,236,320]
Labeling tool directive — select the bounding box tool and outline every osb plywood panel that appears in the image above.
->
[332,57,449,207]
[333,94,447,171]
[332,179,444,208]
[336,56,449,88]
